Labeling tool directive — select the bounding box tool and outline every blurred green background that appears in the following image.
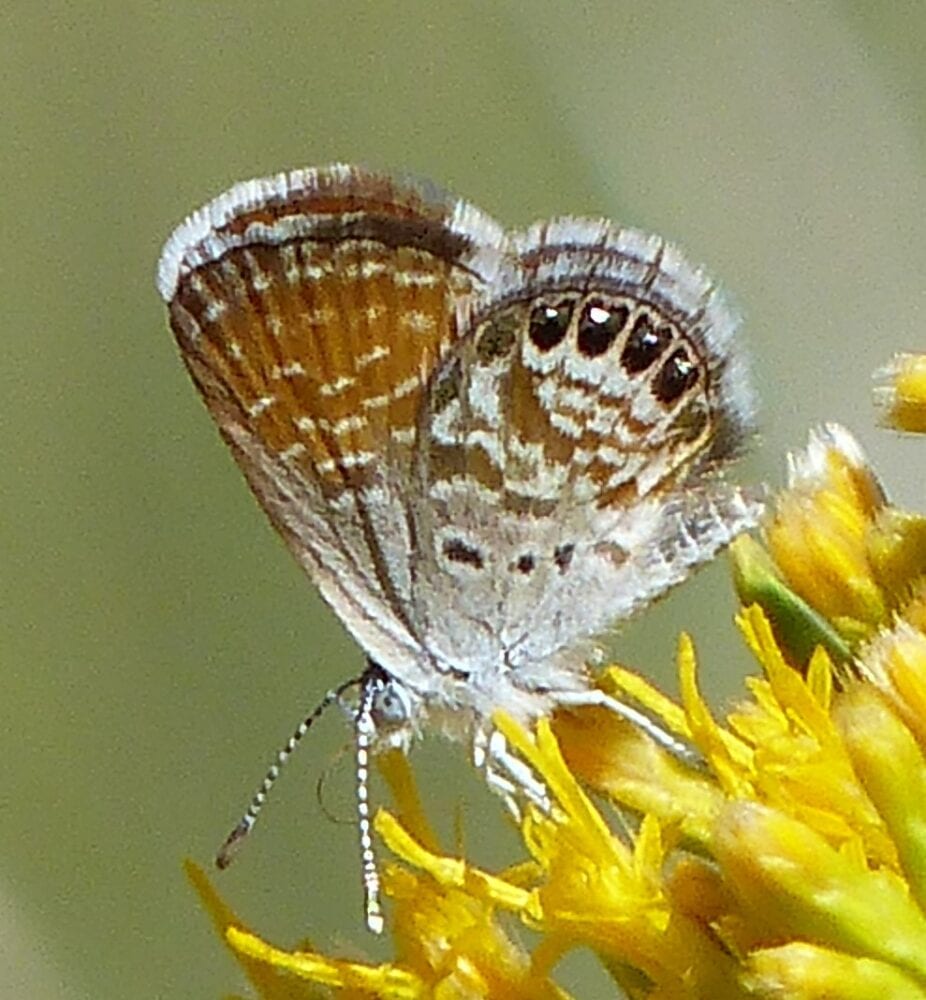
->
[2,3,924,997]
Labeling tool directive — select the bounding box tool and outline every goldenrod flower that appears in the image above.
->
[188,748,568,999]
[190,617,926,996]
[733,424,926,663]
[191,420,926,998]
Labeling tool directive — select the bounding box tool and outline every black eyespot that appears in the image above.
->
[576,301,629,358]
[554,543,575,573]
[515,554,536,575]
[653,348,699,405]
[528,301,572,352]
[475,313,518,362]
[443,538,484,569]
[621,313,672,374]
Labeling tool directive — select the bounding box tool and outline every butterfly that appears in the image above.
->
[157,165,760,929]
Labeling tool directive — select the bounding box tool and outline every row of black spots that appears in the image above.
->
[527,296,632,358]
[530,294,701,408]
[509,543,575,576]
[446,537,549,576]
[621,313,699,405]
[443,541,578,579]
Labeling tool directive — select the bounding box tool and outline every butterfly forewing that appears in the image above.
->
[160,166,505,678]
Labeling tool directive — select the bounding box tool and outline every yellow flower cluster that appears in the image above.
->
[733,423,926,667]
[190,376,926,998]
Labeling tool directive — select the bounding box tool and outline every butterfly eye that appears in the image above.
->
[371,681,413,727]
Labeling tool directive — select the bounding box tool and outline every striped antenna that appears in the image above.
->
[215,673,363,870]
[355,664,387,934]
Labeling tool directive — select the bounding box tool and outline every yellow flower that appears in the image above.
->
[549,606,926,996]
[733,424,926,662]
[190,603,926,996]
[190,415,926,998]
[188,748,568,1000]
[875,353,926,433]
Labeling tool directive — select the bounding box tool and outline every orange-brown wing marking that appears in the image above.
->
[159,168,505,669]
[164,169,498,500]
[173,237,471,497]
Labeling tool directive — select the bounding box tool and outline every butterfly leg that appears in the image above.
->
[554,688,706,769]
[473,725,552,818]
